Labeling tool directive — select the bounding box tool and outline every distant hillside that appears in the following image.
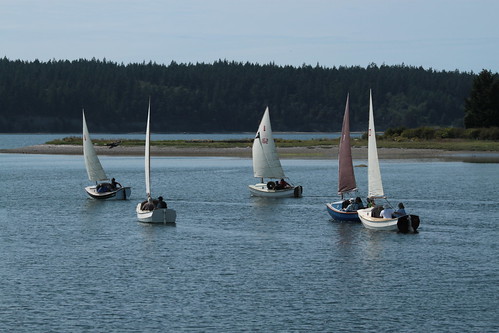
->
[0,58,475,133]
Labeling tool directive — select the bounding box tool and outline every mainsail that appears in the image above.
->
[82,110,107,182]
[338,94,357,195]
[145,100,152,198]
[252,107,285,179]
[367,90,384,198]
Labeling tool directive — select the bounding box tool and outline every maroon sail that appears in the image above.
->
[337,94,357,195]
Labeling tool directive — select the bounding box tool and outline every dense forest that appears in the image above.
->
[0,57,479,133]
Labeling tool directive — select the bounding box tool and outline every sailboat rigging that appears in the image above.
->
[82,109,131,200]
[135,100,176,224]
[248,107,303,198]
[356,90,420,232]
[326,94,363,221]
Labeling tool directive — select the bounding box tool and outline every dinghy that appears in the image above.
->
[248,107,303,198]
[356,91,419,232]
[82,110,131,200]
[326,94,362,221]
[136,101,177,224]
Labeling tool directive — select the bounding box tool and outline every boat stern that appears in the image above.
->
[357,208,399,230]
[326,201,360,222]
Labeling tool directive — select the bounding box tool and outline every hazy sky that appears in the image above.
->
[1,0,498,73]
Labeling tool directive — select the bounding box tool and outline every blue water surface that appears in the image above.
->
[0,152,497,332]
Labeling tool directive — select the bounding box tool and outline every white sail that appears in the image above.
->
[252,107,285,179]
[145,101,152,198]
[82,110,107,182]
[367,90,384,198]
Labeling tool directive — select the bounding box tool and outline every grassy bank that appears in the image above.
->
[47,136,499,151]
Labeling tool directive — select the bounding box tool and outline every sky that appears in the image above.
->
[1,0,498,73]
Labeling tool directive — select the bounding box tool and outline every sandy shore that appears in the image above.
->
[2,143,493,161]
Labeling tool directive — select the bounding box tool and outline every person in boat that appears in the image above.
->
[380,204,395,219]
[279,178,290,189]
[345,198,358,212]
[366,198,375,208]
[371,205,383,217]
[355,197,365,209]
[156,196,167,209]
[111,178,122,190]
[393,202,407,217]
[97,183,111,193]
[141,197,155,211]
[341,199,350,209]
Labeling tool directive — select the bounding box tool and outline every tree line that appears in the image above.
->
[0,57,484,134]
[464,69,499,129]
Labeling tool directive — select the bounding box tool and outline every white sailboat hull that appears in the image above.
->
[85,186,131,200]
[248,183,302,198]
[136,203,177,224]
[357,207,399,231]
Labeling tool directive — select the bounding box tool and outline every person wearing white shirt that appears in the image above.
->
[380,205,394,218]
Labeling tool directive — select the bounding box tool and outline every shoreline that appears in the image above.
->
[2,144,498,162]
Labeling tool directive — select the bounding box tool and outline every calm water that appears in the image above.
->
[0,151,498,331]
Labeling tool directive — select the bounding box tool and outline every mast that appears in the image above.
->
[145,100,151,198]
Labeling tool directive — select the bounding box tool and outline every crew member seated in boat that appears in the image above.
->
[279,178,290,189]
[111,178,122,190]
[355,197,365,209]
[366,198,375,208]
[96,183,111,193]
[393,202,406,217]
[345,198,358,212]
[371,205,383,217]
[141,197,155,211]
[341,199,350,209]
[380,204,395,218]
[156,196,167,209]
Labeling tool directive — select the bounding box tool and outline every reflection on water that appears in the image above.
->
[459,153,499,163]
[335,221,360,247]
[249,196,291,208]
[361,228,388,260]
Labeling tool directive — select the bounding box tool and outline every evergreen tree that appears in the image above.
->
[464,69,499,128]
[0,58,478,133]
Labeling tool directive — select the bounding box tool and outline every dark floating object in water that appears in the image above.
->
[397,215,420,234]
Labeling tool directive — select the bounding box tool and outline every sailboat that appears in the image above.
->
[136,101,177,224]
[356,90,420,232]
[248,107,303,198]
[82,110,131,200]
[326,94,362,221]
